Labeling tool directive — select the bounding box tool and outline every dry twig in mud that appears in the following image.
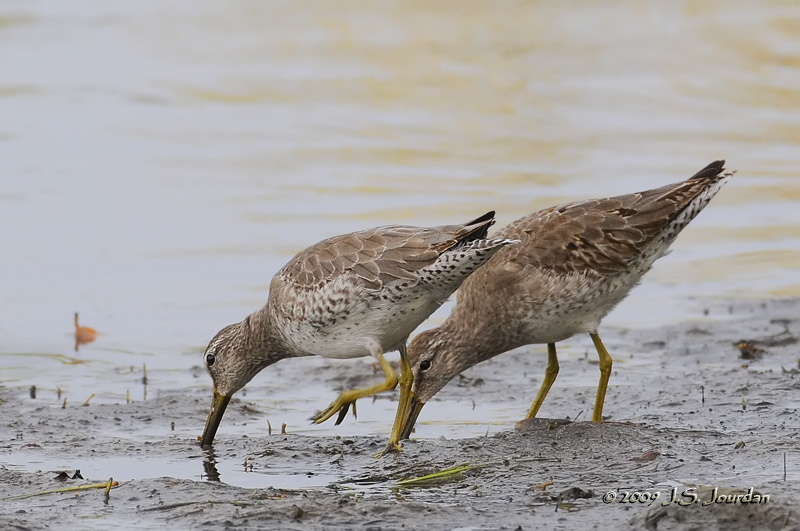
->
[142,363,148,400]
[394,464,478,488]
[343,454,556,488]
[341,461,435,485]
[104,477,114,504]
[5,479,119,500]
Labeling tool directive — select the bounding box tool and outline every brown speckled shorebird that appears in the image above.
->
[389,160,735,445]
[199,211,517,448]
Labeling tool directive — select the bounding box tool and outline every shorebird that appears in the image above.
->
[199,211,517,448]
[389,160,734,445]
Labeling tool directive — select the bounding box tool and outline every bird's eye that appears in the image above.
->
[420,359,432,371]
[206,353,216,367]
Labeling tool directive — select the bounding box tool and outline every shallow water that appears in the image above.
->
[2,0,800,489]
[5,449,341,490]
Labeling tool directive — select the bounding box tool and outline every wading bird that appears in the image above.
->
[389,161,734,446]
[199,211,517,450]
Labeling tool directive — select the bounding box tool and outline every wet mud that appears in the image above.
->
[2,298,800,530]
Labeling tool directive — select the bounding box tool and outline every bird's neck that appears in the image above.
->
[239,307,292,369]
[436,307,518,369]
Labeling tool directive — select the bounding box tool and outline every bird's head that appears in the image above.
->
[393,327,464,440]
[199,318,265,447]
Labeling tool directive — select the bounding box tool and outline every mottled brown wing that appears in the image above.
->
[279,214,494,291]
[496,161,727,275]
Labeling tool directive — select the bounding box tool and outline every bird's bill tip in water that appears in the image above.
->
[398,394,426,441]
[199,390,232,447]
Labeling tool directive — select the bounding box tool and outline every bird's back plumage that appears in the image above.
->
[270,211,516,359]
[426,161,734,365]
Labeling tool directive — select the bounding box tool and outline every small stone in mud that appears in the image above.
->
[558,486,593,501]
[53,470,83,481]
[736,341,766,360]
[633,450,660,461]
[289,505,304,520]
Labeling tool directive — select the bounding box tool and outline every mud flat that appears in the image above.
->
[2,299,800,530]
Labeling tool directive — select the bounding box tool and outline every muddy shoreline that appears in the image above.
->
[2,298,800,530]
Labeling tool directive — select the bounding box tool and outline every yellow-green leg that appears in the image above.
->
[312,351,399,424]
[525,343,560,419]
[384,342,413,454]
[590,332,613,422]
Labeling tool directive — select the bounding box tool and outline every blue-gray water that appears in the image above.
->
[2,1,799,452]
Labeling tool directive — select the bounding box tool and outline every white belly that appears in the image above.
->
[276,285,442,360]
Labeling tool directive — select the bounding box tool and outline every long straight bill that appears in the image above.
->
[199,391,231,447]
[399,395,425,441]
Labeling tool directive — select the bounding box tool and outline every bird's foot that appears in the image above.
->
[310,394,358,425]
[374,440,403,459]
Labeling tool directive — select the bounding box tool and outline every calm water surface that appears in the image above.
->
[1,1,799,483]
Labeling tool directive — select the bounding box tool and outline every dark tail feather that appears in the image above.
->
[690,160,726,180]
[461,211,496,240]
